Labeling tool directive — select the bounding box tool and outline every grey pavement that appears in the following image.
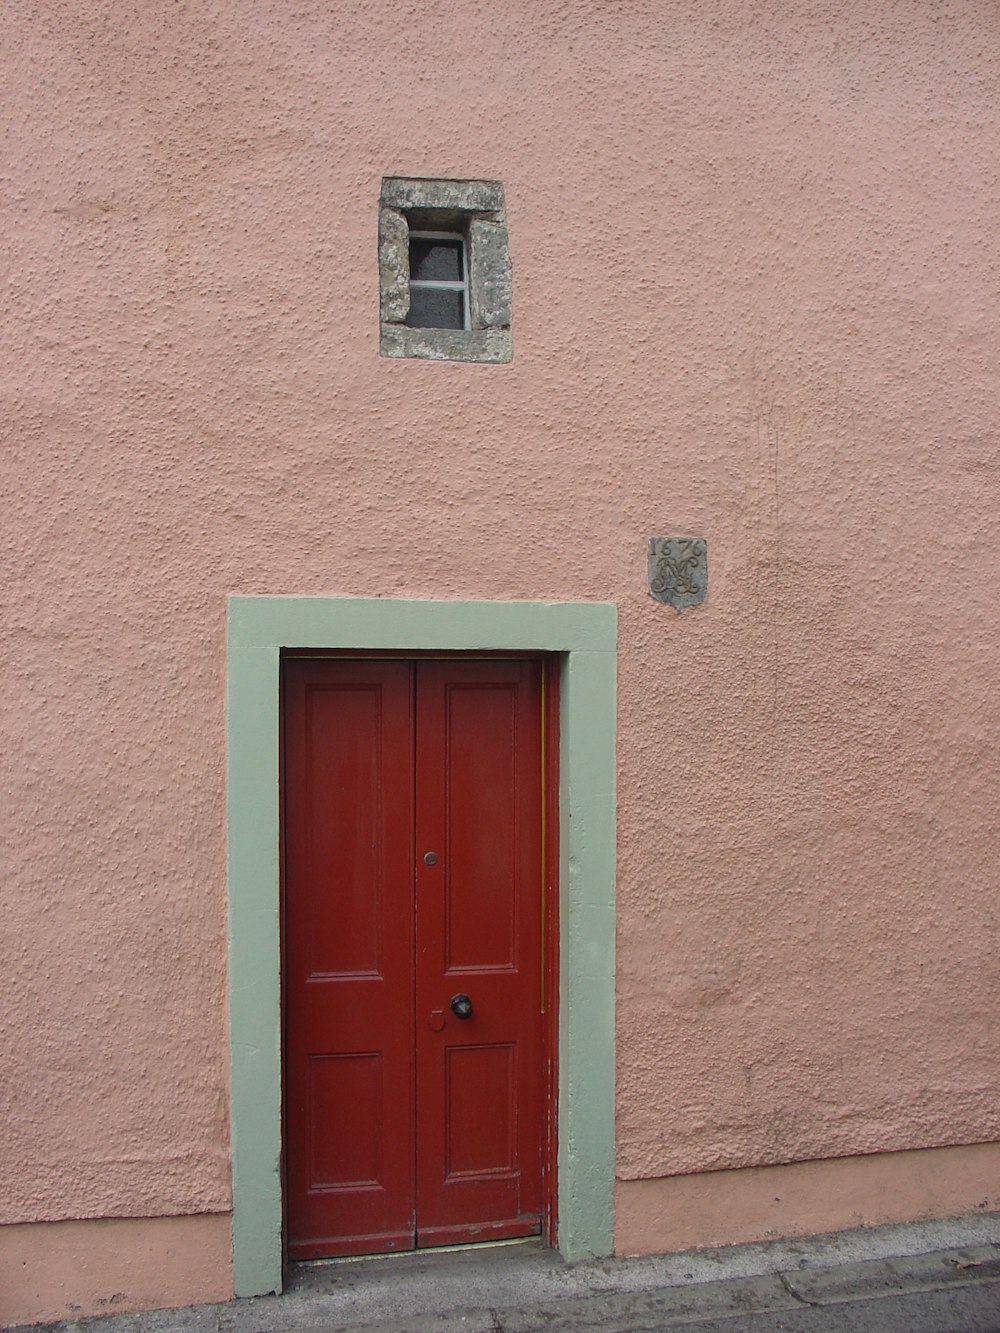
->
[16,1213,1000,1333]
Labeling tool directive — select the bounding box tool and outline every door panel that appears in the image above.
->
[284,657,544,1259]
[284,660,415,1259]
[414,662,543,1244]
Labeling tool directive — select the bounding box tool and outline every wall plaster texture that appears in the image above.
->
[0,1215,233,1327]
[4,0,1000,1285]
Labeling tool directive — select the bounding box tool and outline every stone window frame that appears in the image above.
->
[379,177,513,363]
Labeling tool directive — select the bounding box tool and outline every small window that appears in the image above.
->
[379,177,512,363]
[406,232,468,330]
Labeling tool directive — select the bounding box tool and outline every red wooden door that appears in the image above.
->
[283,658,545,1260]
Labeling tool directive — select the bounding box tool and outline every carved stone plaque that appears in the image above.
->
[648,537,708,610]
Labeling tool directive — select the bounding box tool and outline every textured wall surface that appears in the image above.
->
[0,1215,232,1325]
[3,0,1000,1255]
[617,1143,1000,1257]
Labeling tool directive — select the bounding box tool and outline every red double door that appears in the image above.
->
[283,657,547,1259]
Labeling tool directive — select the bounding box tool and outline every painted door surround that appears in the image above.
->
[227,596,616,1298]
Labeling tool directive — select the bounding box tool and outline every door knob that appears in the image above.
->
[450,993,473,1020]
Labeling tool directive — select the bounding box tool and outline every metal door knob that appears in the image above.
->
[450,993,473,1020]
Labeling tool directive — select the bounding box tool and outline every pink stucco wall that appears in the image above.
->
[4,0,1000,1317]
[0,1216,232,1326]
[617,1143,1000,1257]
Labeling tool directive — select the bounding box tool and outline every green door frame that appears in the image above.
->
[227,597,616,1297]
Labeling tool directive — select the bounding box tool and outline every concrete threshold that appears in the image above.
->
[18,1211,1000,1333]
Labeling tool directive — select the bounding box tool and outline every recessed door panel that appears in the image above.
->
[284,657,546,1259]
[308,1053,383,1188]
[445,1044,516,1177]
[442,682,518,971]
[301,682,389,979]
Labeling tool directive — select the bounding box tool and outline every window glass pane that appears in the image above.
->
[406,286,465,329]
[409,238,463,282]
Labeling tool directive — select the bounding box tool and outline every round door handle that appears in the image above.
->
[450,993,473,1020]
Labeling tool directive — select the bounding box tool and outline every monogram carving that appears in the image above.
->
[648,537,708,610]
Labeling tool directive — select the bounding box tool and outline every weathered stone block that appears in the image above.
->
[380,176,505,215]
[378,207,409,324]
[380,323,512,363]
[468,219,512,329]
